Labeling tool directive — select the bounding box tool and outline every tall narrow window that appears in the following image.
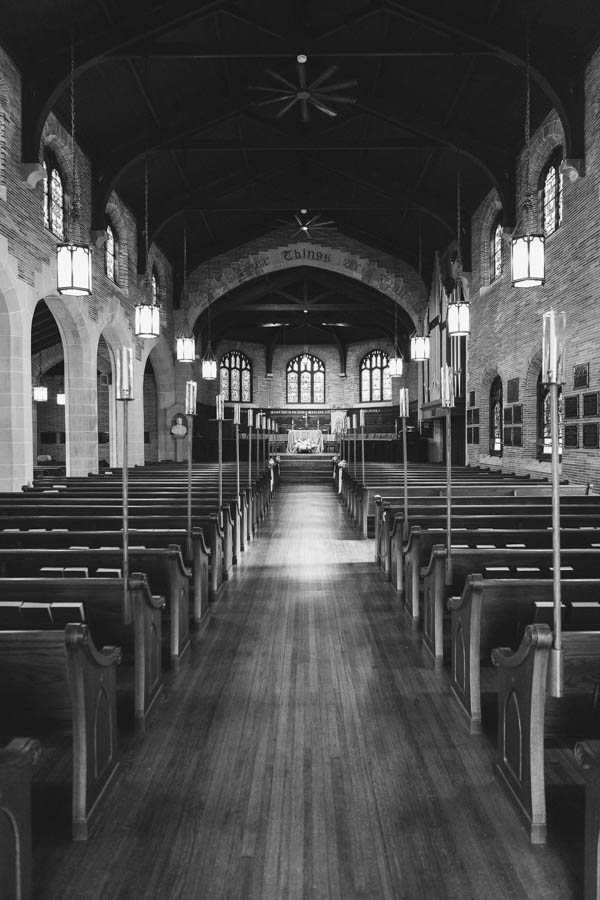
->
[490,217,503,282]
[286,353,325,404]
[541,149,563,237]
[105,223,118,282]
[220,351,252,402]
[489,376,503,456]
[151,271,159,304]
[43,153,65,239]
[360,350,392,402]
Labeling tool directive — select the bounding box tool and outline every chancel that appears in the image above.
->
[2,3,600,899]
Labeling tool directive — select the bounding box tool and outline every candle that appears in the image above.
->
[116,346,133,401]
[185,380,197,416]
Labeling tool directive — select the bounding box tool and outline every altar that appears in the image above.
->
[287,429,324,453]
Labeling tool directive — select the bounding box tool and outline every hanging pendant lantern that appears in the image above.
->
[201,260,217,379]
[511,228,545,287]
[389,350,403,378]
[447,170,470,337]
[135,155,160,338]
[447,294,470,336]
[176,227,195,361]
[56,41,92,297]
[176,333,196,363]
[135,299,160,338]
[410,333,430,361]
[32,352,48,401]
[33,383,48,402]
[201,344,217,380]
[57,242,92,296]
[56,387,66,405]
[389,293,403,376]
[511,43,545,288]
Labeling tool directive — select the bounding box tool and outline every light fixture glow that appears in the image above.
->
[388,355,403,377]
[511,45,545,288]
[135,154,160,338]
[135,301,160,339]
[201,259,217,379]
[176,334,196,363]
[447,297,470,337]
[447,170,470,337]
[410,334,430,361]
[33,383,48,402]
[56,42,92,297]
[57,242,92,296]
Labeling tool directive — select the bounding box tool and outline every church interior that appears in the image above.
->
[2,2,600,898]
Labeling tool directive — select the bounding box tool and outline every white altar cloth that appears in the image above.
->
[287,429,324,453]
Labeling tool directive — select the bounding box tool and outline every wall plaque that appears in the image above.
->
[564,395,579,419]
[573,363,589,389]
[564,425,578,448]
[583,423,599,448]
[583,392,599,417]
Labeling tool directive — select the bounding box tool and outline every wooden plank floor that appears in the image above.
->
[33,483,581,899]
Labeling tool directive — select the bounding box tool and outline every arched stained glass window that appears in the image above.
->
[490,217,503,282]
[286,353,325,404]
[151,271,159,304]
[220,351,252,402]
[43,153,65,239]
[489,376,503,456]
[541,150,563,237]
[537,373,563,457]
[105,224,118,282]
[360,350,392,403]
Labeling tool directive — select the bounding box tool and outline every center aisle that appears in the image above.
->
[35,483,579,899]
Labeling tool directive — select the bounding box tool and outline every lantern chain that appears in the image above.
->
[69,38,80,230]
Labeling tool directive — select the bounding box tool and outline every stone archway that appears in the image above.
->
[184,239,426,330]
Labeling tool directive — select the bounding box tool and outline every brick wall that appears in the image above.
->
[467,43,600,487]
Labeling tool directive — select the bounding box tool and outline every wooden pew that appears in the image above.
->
[376,493,600,561]
[390,524,600,612]
[574,739,600,900]
[492,623,600,844]
[446,575,600,733]
[0,527,211,623]
[0,547,192,665]
[422,545,600,661]
[0,517,216,604]
[384,508,600,596]
[0,502,230,592]
[0,624,121,840]
[0,736,40,900]
[0,577,163,728]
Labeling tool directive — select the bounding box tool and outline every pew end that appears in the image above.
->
[493,624,600,846]
[0,625,122,842]
[0,736,41,900]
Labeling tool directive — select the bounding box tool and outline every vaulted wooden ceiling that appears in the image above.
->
[5,1,600,353]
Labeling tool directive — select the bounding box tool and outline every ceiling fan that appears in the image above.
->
[277,209,336,240]
[249,56,358,123]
